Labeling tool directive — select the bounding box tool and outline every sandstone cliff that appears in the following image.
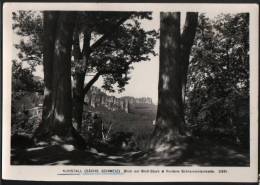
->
[84,86,154,113]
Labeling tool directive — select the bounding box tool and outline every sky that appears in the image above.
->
[13,12,219,105]
[93,12,160,104]
[93,12,217,104]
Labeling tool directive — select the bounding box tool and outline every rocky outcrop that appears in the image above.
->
[84,86,154,113]
[120,96,153,104]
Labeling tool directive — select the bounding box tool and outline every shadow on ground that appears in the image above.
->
[11,138,249,166]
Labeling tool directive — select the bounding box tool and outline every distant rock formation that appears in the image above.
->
[84,86,154,113]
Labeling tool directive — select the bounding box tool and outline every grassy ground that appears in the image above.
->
[88,106,156,151]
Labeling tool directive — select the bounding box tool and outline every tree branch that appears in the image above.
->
[83,72,101,94]
[89,14,132,52]
[82,31,91,56]
[81,14,133,94]
[22,56,42,63]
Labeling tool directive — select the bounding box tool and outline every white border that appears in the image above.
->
[2,3,259,182]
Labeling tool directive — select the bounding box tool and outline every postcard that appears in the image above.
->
[2,2,259,182]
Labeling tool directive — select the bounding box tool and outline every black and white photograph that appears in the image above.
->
[2,3,259,183]
[8,8,252,166]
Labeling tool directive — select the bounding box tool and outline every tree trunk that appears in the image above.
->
[50,12,75,135]
[72,31,91,132]
[73,72,86,131]
[150,12,198,153]
[34,11,58,138]
[180,13,198,103]
[150,12,184,152]
[34,12,86,149]
[73,71,101,131]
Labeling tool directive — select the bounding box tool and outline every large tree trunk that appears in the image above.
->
[35,11,59,138]
[72,31,91,132]
[150,12,184,152]
[34,12,86,149]
[50,12,75,135]
[150,12,198,153]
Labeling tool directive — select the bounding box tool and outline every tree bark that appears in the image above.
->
[180,13,198,103]
[73,72,85,131]
[150,12,198,153]
[34,11,58,138]
[34,12,86,149]
[150,12,184,152]
[73,31,91,132]
[50,12,75,135]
